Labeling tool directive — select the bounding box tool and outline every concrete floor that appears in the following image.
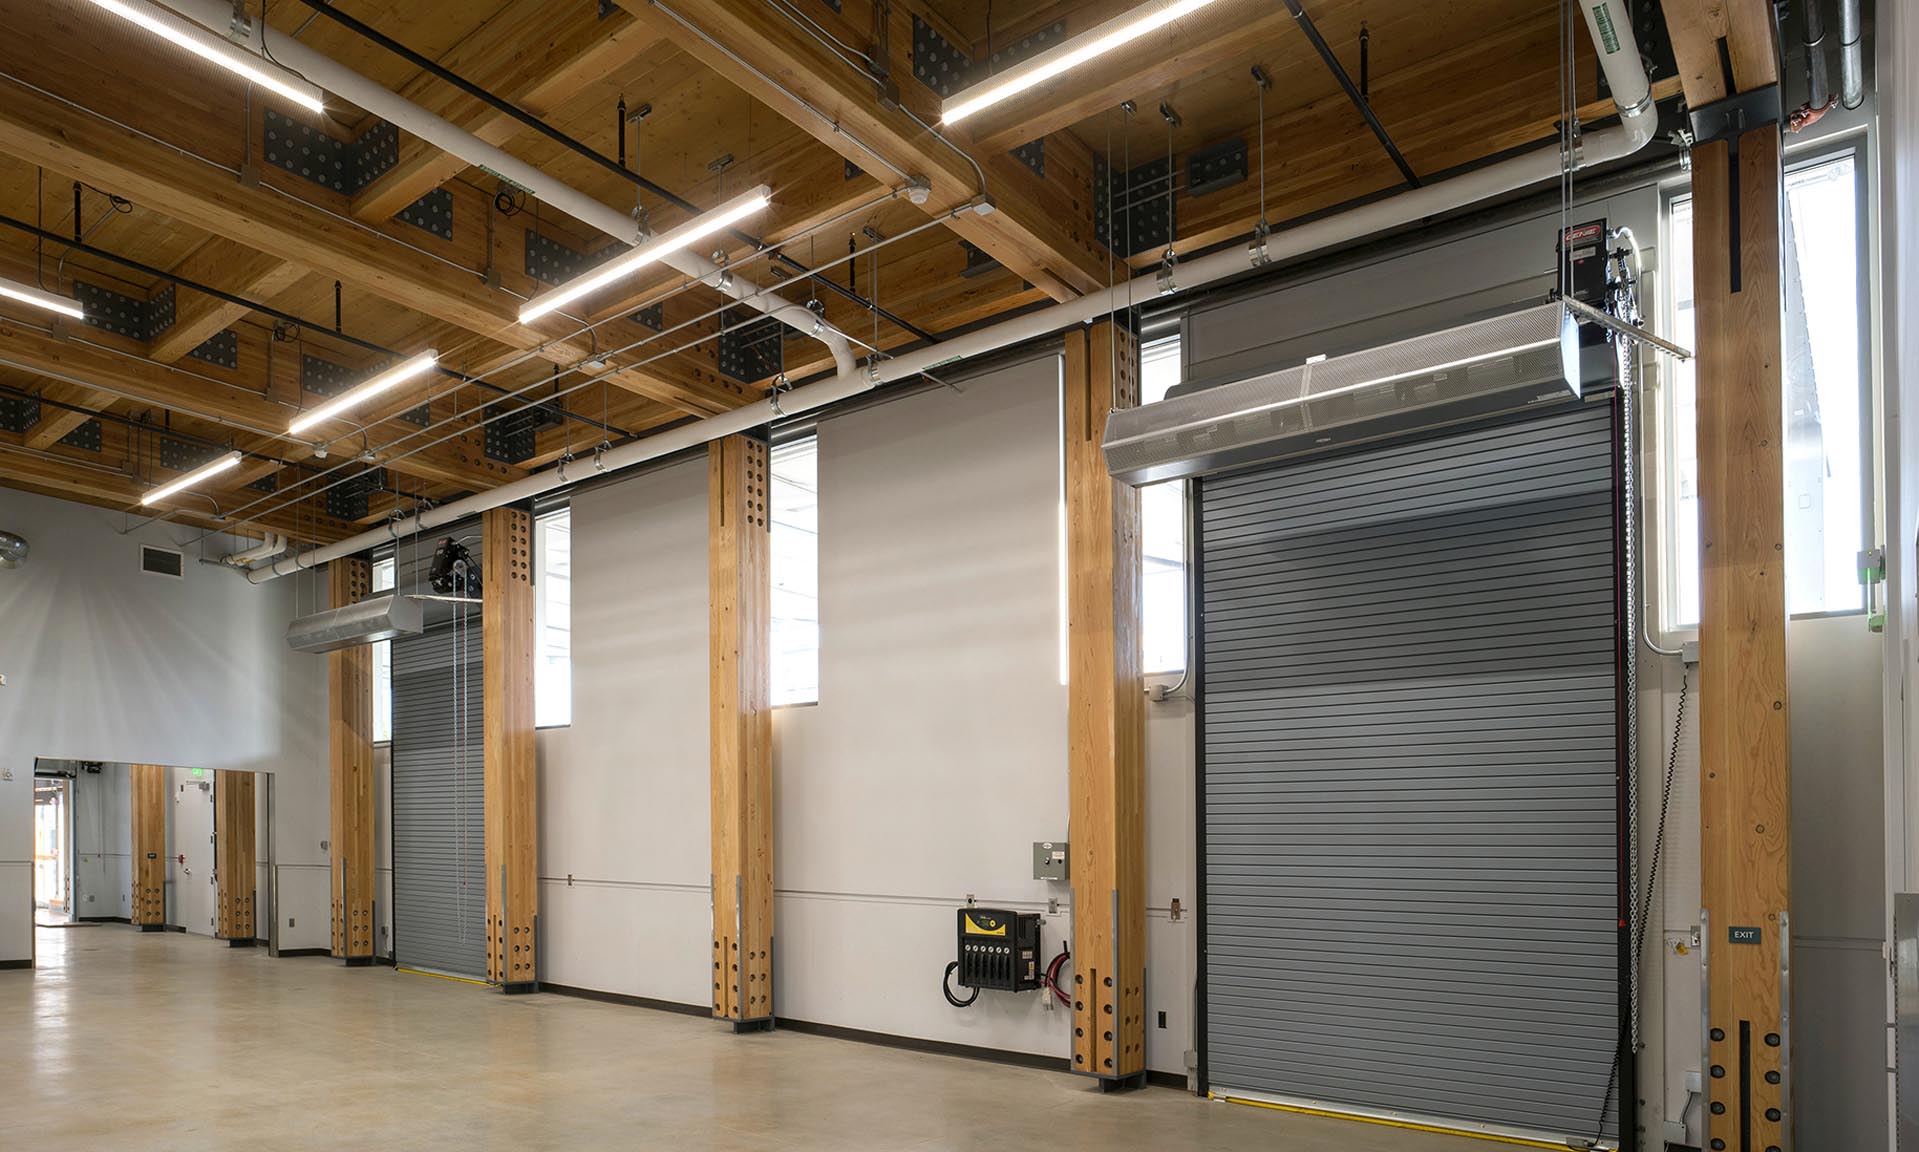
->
[2,926,1490,1151]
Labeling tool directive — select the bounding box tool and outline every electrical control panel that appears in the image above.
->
[1032,841,1068,881]
[1558,218,1611,349]
[955,908,1042,992]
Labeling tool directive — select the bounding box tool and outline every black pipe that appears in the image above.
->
[0,214,631,440]
[617,97,627,171]
[1359,24,1370,101]
[288,0,937,343]
[1283,0,1420,187]
[71,182,82,244]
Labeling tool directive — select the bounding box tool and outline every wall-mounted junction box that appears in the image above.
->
[1033,841,1068,881]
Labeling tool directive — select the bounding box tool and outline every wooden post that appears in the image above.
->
[709,433,774,1028]
[483,505,540,993]
[1063,321,1147,1086]
[130,763,166,931]
[328,558,376,965]
[214,770,256,945]
[1693,124,1792,1144]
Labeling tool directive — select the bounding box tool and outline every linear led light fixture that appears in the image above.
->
[517,185,773,325]
[83,0,326,113]
[941,0,1226,125]
[0,276,85,320]
[287,349,440,436]
[140,449,242,507]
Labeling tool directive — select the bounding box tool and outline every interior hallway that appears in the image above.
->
[0,925,1493,1151]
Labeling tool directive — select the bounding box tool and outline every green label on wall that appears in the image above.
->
[1728,926,1763,944]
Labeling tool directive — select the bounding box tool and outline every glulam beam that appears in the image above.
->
[130,763,166,931]
[214,770,257,945]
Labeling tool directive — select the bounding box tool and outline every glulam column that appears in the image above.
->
[1693,123,1791,1146]
[709,433,774,1028]
[130,763,165,931]
[214,770,256,945]
[483,505,539,993]
[328,558,375,964]
[1063,321,1146,1087]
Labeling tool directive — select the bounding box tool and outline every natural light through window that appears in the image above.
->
[534,508,572,727]
[371,555,394,743]
[1140,336,1187,673]
[771,438,820,705]
[1664,149,1868,626]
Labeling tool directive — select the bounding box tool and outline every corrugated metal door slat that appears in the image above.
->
[1201,401,1619,1142]
[391,614,487,980]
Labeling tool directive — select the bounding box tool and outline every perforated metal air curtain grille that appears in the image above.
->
[1198,399,1621,1143]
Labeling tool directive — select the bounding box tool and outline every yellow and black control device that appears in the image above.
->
[956,908,1042,992]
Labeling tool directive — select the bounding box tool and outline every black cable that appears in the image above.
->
[1591,671,1689,1146]
[941,961,978,1008]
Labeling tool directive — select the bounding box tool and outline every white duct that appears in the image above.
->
[222,531,286,567]
[247,4,1656,582]
[163,0,855,377]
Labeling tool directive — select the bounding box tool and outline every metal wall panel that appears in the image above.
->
[1200,400,1621,1142]
[391,611,487,979]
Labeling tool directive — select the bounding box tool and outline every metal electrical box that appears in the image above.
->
[1032,841,1068,881]
[955,908,1041,992]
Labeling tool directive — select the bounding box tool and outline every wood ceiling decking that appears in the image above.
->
[0,0,1659,545]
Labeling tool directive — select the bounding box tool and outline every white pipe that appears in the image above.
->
[162,0,855,377]
[223,532,285,567]
[246,6,1655,582]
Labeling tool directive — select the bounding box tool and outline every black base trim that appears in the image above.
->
[164,924,186,934]
[501,982,541,996]
[1095,1071,1150,1093]
[77,915,132,924]
[0,958,31,970]
[139,923,166,933]
[342,955,375,968]
[540,983,710,1017]
[224,938,257,948]
[273,948,332,959]
[375,955,396,967]
[729,1016,775,1033]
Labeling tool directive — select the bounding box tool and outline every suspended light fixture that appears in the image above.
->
[287,349,440,436]
[0,275,85,320]
[82,0,326,113]
[517,185,773,325]
[941,0,1225,125]
[140,449,242,507]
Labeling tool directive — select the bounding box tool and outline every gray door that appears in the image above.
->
[1200,400,1621,1142]
[391,611,487,979]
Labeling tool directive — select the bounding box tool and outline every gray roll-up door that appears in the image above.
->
[391,611,487,979]
[1200,400,1621,1143]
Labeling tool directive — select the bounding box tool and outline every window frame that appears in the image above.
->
[1655,134,1876,634]
[769,434,821,708]
[1138,329,1191,676]
[370,552,395,745]
[533,504,573,729]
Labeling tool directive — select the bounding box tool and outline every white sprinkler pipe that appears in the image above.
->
[164,0,855,378]
[247,6,1656,582]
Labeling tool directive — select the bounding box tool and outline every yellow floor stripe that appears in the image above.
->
[397,966,490,987]
[1210,1093,1580,1150]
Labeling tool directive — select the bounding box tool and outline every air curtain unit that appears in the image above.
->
[1102,302,1586,486]
[285,593,424,654]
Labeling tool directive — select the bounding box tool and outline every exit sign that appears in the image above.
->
[1728,926,1763,944]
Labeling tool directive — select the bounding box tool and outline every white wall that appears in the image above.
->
[534,357,1197,1073]
[0,487,331,963]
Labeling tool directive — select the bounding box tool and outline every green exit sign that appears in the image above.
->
[1728,926,1763,944]
[190,768,206,779]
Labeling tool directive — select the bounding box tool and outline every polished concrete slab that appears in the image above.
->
[2,925,1490,1150]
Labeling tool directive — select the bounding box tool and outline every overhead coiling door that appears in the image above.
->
[1199,399,1622,1143]
[391,611,487,980]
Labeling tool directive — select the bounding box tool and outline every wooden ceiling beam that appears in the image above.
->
[956,0,1291,154]
[0,311,512,492]
[0,74,741,419]
[148,239,309,364]
[21,380,115,450]
[351,4,665,223]
[618,0,1112,301]
[1661,0,1778,108]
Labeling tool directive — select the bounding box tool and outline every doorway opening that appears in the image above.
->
[33,774,72,925]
